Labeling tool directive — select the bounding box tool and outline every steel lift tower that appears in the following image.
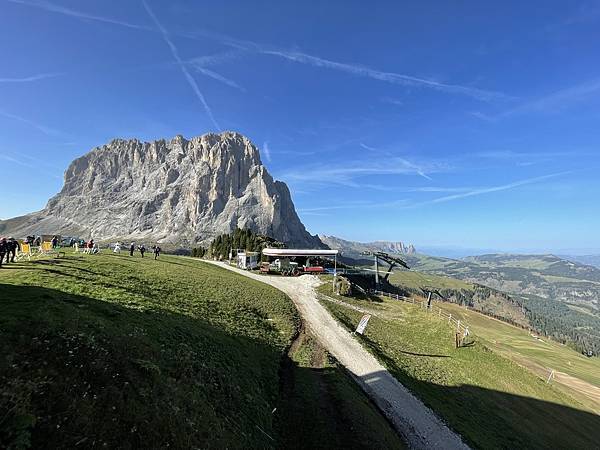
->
[363,251,410,287]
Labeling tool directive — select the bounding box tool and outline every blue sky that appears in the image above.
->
[1,0,600,253]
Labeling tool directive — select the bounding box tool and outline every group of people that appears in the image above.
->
[0,235,164,265]
[124,242,161,260]
[25,235,42,246]
[0,237,21,268]
[79,239,99,254]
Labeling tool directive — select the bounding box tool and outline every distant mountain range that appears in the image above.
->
[561,254,600,269]
[319,235,416,258]
[329,244,600,355]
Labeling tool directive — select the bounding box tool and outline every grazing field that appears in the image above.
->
[436,301,600,413]
[0,252,298,448]
[317,284,600,449]
[387,269,472,291]
[0,251,402,449]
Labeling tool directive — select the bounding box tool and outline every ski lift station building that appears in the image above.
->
[262,248,339,274]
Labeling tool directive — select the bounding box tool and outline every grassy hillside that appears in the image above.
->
[400,253,600,356]
[385,269,528,327]
[0,252,402,449]
[317,283,600,449]
[436,302,600,413]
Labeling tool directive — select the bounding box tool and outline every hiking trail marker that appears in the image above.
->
[355,314,372,335]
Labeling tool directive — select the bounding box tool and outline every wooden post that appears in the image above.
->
[449,313,452,323]
[457,320,461,332]
[332,254,337,294]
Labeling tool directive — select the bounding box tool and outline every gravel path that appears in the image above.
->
[207,261,469,449]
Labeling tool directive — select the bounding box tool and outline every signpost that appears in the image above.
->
[355,314,372,335]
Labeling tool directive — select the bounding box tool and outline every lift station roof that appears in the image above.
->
[262,248,339,257]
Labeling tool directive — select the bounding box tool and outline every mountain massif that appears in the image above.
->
[0,132,322,248]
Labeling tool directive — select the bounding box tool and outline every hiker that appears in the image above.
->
[153,245,161,260]
[92,243,99,254]
[113,242,121,253]
[7,238,20,263]
[129,242,135,257]
[51,235,58,248]
[34,236,41,247]
[139,244,146,258]
[0,238,7,268]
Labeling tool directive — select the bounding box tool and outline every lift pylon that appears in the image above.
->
[362,251,410,286]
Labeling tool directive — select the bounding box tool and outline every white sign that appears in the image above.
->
[355,314,372,335]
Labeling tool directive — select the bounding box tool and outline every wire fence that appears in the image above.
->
[369,289,470,335]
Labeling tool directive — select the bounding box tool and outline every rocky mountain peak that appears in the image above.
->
[2,132,321,248]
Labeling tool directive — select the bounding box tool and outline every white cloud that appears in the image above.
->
[262,141,272,162]
[412,171,571,207]
[281,156,445,187]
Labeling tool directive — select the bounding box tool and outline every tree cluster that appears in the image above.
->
[208,228,285,260]
[191,247,207,258]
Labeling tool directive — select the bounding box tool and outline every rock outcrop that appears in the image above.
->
[0,132,322,248]
[319,235,416,257]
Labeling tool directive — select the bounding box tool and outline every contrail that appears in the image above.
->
[0,110,64,136]
[192,66,245,92]
[142,0,221,131]
[262,50,512,102]
[0,72,63,82]
[9,0,511,102]
[7,0,151,30]
[421,171,571,205]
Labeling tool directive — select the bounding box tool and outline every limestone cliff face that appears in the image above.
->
[2,132,322,247]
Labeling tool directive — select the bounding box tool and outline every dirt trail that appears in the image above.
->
[207,261,469,450]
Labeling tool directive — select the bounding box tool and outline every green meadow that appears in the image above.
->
[317,283,600,449]
[0,252,400,449]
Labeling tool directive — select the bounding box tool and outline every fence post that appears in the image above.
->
[457,320,461,332]
[438,308,441,317]
[449,313,452,323]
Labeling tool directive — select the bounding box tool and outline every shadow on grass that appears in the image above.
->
[358,341,600,450]
[0,283,285,449]
[2,283,599,450]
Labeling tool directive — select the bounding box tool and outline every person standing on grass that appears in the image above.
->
[7,238,20,263]
[153,245,161,260]
[129,242,135,257]
[0,238,7,268]
[139,244,146,258]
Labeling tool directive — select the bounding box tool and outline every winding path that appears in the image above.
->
[207,261,469,449]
